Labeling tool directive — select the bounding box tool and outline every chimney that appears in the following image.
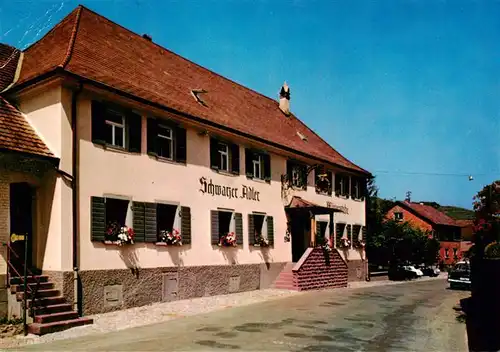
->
[279,82,291,116]
[142,34,152,41]
[405,191,412,202]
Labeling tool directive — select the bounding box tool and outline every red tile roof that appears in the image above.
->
[14,6,369,175]
[456,219,474,228]
[0,44,20,92]
[0,97,55,158]
[400,201,459,227]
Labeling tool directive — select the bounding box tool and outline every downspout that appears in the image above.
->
[72,83,83,315]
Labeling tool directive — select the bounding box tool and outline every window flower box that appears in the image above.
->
[353,240,366,249]
[254,235,269,247]
[340,238,351,249]
[219,232,237,247]
[159,229,182,246]
[105,221,135,246]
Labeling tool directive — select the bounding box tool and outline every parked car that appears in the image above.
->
[421,267,440,277]
[448,261,471,290]
[389,265,416,281]
[404,265,424,277]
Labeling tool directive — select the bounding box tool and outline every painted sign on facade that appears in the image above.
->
[326,201,349,214]
[199,177,260,201]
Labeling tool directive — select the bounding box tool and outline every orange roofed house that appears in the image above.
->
[0,5,371,334]
[386,201,464,266]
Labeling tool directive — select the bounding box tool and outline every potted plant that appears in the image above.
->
[219,232,237,247]
[159,229,182,246]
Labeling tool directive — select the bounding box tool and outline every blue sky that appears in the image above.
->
[1,0,499,209]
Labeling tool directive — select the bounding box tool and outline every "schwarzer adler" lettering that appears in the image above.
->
[199,177,260,201]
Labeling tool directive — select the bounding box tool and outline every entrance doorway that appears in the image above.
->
[291,214,310,263]
[9,182,34,277]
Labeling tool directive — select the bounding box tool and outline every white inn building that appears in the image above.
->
[0,5,371,335]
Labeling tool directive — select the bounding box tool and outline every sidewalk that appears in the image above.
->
[0,274,447,349]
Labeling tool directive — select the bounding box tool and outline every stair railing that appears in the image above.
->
[3,241,41,335]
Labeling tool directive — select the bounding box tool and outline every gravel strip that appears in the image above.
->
[0,289,303,349]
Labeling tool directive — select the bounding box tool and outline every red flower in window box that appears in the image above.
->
[159,229,182,245]
[219,232,237,247]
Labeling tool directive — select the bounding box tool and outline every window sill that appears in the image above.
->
[102,240,134,246]
[335,194,349,200]
[148,153,186,165]
[94,142,140,155]
[315,190,332,197]
[252,244,273,248]
[290,185,307,192]
[248,177,271,184]
[154,242,184,247]
[213,169,239,177]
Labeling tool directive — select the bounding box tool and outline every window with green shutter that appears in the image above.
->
[210,137,240,174]
[91,196,135,242]
[267,216,274,246]
[245,149,271,182]
[335,174,349,197]
[248,213,266,246]
[352,225,361,242]
[335,223,346,248]
[91,196,106,241]
[287,160,307,190]
[90,100,142,152]
[211,210,243,246]
[146,117,187,163]
[180,207,191,244]
[316,221,328,246]
[347,225,352,247]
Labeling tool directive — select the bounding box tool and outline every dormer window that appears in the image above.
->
[394,212,403,221]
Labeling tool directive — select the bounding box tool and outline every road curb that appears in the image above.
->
[347,274,447,290]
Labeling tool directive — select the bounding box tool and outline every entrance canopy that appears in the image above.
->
[285,196,347,215]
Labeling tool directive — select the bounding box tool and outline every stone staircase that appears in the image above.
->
[10,275,93,335]
[272,263,298,290]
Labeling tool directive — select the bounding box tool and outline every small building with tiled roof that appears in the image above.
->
[0,5,371,333]
[386,201,466,266]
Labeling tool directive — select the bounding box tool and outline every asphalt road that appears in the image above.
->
[16,279,469,352]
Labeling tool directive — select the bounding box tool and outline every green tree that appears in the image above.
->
[469,180,500,259]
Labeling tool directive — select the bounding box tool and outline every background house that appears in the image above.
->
[385,201,464,266]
